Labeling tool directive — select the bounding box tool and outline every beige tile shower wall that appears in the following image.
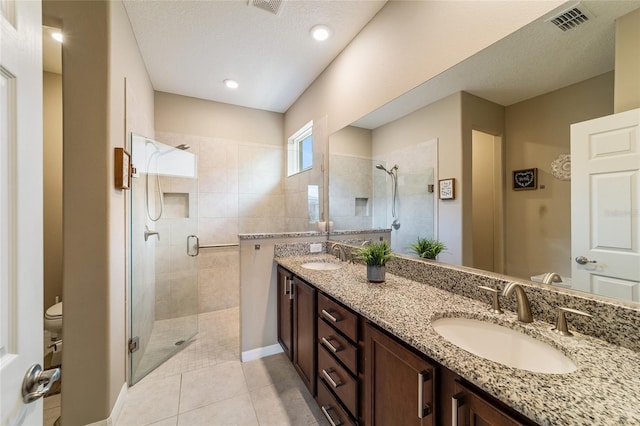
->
[198,247,240,312]
[239,144,286,233]
[329,154,375,230]
[155,94,293,316]
[152,174,199,320]
[130,171,156,376]
[155,131,284,315]
[373,93,461,263]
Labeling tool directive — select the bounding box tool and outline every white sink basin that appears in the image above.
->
[432,317,576,374]
[301,262,342,271]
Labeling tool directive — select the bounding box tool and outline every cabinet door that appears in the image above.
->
[365,323,436,426]
[277,267,293,360]
[293,277,317,395]
[452,381,529,426]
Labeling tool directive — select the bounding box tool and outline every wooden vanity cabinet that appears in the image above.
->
[276,268,538,426]
[450,379,535,426]
[316,293,362,425]
[292,276,317,395]
[276,266,293,360]
[365,322,436,426]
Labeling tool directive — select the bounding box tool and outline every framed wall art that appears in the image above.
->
[513,168,537,191]
[439,178,455,200]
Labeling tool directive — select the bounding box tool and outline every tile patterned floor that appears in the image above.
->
[41,306,325,425]
[117,307,326,425]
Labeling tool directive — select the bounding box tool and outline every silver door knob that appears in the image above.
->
[22,364,61,403]
[575,256,596,265]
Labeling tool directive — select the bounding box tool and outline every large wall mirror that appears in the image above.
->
[327,1,640,303]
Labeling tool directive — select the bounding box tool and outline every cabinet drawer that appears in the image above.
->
[318,293,358,342]
[318,317,358,374]
[318,344,358,418]
[317,379,356,426]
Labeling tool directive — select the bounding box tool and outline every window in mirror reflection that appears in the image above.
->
[308,185,320,224]
[287,120,313,176]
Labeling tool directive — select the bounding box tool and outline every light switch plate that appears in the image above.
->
[310,243,322,253]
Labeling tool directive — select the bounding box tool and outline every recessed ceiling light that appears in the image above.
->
[51,32,63,43]
[311,25,331,42]
[224,79,239,89]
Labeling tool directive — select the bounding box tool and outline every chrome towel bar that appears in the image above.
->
[199,243,239,249]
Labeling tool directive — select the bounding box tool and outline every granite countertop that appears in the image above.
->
[275,254,640,426]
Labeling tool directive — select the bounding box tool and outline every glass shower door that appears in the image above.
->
[129,133,199,384]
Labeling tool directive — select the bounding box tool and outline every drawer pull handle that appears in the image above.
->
[417,370,432,419]
[322,368,342,388]
[321,309,339,323]
[321,405,342,426]
[452,392,464,426]
[321,337,341,353]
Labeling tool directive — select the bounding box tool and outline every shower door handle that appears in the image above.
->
[187,235,200,257]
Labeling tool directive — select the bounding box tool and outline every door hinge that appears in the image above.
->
[128,336,140,353]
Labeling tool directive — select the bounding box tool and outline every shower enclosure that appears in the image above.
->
[129,133,199,384]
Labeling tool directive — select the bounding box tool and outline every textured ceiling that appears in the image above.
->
[123,0,387,113]
[353,1,640,129]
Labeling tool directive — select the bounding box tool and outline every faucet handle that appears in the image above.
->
[478,286,503,314]
[552,307,592,336]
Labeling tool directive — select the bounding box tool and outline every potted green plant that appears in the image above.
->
[409,237,446,260]
[353,240,393,282]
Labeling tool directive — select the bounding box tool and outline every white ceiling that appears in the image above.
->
[122,0,387,113]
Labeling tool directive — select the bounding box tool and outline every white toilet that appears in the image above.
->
[44,301,63,339]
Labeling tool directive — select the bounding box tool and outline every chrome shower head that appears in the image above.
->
[376,164,390,174]
[157,144,191,156]
[376,164,398,175]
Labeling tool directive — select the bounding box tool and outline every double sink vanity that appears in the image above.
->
[274,242,640,425]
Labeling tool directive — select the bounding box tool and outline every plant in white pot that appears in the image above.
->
[354,240,393,283]
[409,237,446,260]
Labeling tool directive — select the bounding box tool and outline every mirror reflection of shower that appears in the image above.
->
[145,140,191,221]
[376,163,400,230]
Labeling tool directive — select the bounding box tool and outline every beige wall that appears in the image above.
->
[43,71,63,311]
[367,92,504,265]
[43,0,155,423]
[155,92,283,146]
[471,130,498,272]
[372,93,462,263]
[110,0,155,410]
[44,2,112,423]
[461,93,505,268]
[615,7,640,113]
[504,72,614,280]
[285,1,561,137]
[329,126,372,158]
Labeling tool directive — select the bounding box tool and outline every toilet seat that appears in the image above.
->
[45,301,62,319]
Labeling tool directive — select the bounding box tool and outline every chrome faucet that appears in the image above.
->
[542,272,563,285]
[330,243,347,262]
[144,225,160,242]
[502,283,533,323]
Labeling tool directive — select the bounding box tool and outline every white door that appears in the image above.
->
[571,108,640,301]
[1,1,48,425]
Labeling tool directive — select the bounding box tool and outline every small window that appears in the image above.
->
[287,121,313,176]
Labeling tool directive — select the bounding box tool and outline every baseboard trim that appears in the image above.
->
[85,382,128,426]
[241,343,283,362]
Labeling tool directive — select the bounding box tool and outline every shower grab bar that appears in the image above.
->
[198,243,239,249]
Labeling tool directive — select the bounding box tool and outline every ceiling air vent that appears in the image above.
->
[250,0,284,16]
[548,4,594,31]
